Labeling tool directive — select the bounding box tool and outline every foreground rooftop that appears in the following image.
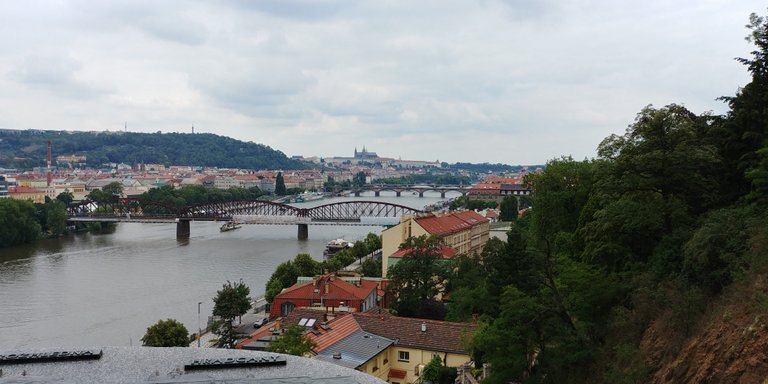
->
[0,347,385,384]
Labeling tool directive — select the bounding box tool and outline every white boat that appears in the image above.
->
[294,192,324,203]
[323,238,352,258]
[220,221,242,232]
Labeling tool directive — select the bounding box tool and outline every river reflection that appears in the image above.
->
[0,192,458,349]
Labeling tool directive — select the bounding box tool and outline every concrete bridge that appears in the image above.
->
[349,184,470,198]
[66,199,422,240]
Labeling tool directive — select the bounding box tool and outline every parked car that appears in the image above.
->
[253,317,268,328]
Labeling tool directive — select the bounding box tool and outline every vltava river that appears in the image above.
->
[0,192,457,349]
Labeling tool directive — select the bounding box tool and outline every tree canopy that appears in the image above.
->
[0,130,307,170]
[386,235,451,320]
[141,318,189,347]
[212,280,251,348]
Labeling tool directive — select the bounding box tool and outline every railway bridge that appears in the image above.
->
[66,199,423,239]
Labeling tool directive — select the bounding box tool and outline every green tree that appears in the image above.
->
[499,196,518,221]
[363,232,382,253]
[275,172,287,196]
[265,254,321,302]
[717,11,768,202]
[584,105,721,273]
[212,280,251,347]
[422,355,443,384]
[266,324,316,356]
[141,318,190,347]
[386,235,450,320]
[0,199,41,248]
[44,199,67,237]
[55,191,74,206]
[353,171,367,187]
[360,257,382,277]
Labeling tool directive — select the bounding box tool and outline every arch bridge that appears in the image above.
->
[349,184,470,198]
[66,199,422,239]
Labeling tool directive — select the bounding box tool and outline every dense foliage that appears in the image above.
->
[0,199,42,247]
[448,12,768,383]
[141,318,190,347]
[0,130,306,170]
[386,235,451,320]
[448,162,538,174]
[449,195,498,211]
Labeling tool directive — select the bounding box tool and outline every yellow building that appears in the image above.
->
[9,186,47,204]
[302,310,476,384]
[381,211,490,276]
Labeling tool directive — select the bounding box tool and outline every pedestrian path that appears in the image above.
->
[189,296,269,348]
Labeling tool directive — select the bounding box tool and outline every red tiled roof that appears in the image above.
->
[391,246,457,259]
[388,368,407,379]
[453,210,487,226]
[414,211,488,237]
[276,274,377,302]
[353,312,476,355]
[306,312,360,353]
[415,214,470,236]
[9,187,45,193]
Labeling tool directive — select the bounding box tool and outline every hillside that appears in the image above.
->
[0,129,306,170]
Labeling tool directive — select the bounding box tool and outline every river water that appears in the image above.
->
[0,192,458,349]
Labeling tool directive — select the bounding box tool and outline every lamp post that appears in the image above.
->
[197,301,202,348]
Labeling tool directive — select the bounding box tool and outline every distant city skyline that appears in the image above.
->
[0,1,764,164]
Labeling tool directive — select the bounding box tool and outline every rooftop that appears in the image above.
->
[0,346,385,384]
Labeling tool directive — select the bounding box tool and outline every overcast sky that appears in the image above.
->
[0,1,764,164]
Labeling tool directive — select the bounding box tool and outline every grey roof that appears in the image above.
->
[500,183,529,191]
[315,330,394,369]
[0,346,386,384]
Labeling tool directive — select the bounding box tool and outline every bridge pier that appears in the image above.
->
[396,191,401,197]
[419,191,424,197]
[297,224,308,240]
[176,219,190,239]
[374,191,380,197]
[354,191,361,197]
[440,192,446,198]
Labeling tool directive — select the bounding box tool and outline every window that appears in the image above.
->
[280,302,295,316]
[398,351,409,362]
[383,357,389,365]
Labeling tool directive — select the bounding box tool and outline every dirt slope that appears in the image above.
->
[644,274,768,384]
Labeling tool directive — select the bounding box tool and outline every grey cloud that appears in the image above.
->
[9,55,113,99]
[224,0,355,20]
[191,64,317,118]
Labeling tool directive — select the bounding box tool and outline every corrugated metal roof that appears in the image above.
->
[315,330,394,369]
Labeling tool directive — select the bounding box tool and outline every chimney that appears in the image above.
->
[46,140,52,187]
[421,322,427,333]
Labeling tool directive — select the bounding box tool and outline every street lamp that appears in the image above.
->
[197,301,202,348]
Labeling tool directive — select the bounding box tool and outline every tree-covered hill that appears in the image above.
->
[0,130,306,170]
[443,11,768,384]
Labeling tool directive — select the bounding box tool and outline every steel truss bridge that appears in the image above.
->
[66,199,423,239]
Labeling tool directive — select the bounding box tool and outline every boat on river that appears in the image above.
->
[220,221,242,232]
[323,238,352,259]
[291,192,325,203]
